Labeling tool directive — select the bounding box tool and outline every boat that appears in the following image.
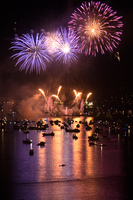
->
[88,133,99,141]
[42,131,55,136]
[73,134,78,140]
[37,141,45,146]
[89,120,94,125]
[23,129,29,134]
[23,139,32,144]
[50,120,54,125]
[65,128,80,133]
[59,164,66,167]
[29,143,34,155]
[54,119,61,125]
[86,125,92,130]
[76,124,80,128]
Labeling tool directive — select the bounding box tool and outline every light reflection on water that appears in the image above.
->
[0,116,132,199]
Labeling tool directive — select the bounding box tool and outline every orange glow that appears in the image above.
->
[85,21,100,37]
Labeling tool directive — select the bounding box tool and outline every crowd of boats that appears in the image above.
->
[1,117,132,156]
[15,117,132,151]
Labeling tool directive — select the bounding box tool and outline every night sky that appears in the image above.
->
[0,0,133,101]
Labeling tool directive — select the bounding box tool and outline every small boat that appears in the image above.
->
[73,134,78,140]
[86,125,92,130]
[88,133,99,141]
[54,119,61,125]
[88,136,99,141]
[74,128,80,133]
[23,139,32,144]
[23,129,29,134]
[60,125,64,129]
[89,120,94,125]
[76,124,80,128]
[42,131,55,136]
[59,164,66,167]
[50,120,54,125]
[65,128,80,133]
[37,141,45,146]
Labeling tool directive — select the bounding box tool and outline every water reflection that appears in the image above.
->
[1,116,132,200]
[35,116,95,181]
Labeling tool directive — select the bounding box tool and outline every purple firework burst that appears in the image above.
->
[10,33,52,73]
[53,27,80,64]
[68,1,123,56]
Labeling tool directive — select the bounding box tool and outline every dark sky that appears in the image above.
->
[0,0,133,101]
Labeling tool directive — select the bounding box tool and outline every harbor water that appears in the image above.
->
[0,116,133,199]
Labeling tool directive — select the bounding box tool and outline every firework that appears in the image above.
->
[73,89,77,97]
[45,31,61,54]
[51,86,62,103]
[73,89,82,103]
[85,92,92,103]
[68,1,123,56]
[51,95,61,103]
[53,27,80,63]
[10,33,52,73]
[39,89,47,102]
[57,86,62,96]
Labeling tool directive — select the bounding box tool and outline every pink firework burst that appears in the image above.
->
[68,1,123,56]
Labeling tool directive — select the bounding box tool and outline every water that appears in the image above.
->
[0,116,133,199]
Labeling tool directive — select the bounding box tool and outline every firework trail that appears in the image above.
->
[85,92,92,103]
[76,92,82,99]
[68,1,123,56]
[51,95,61,103]
[57,86,62,96]
[73,89,82,103]
[39,89,47,102]
[10,33,52,73]
[73,89,77,97]
[51,86,62,103]
[53,27,80,63]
